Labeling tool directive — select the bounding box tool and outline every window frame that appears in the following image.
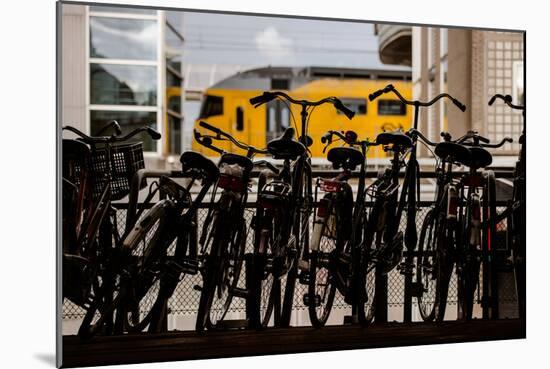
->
[86,6,163,156]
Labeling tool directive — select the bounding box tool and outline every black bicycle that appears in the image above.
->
[193,121,270,331]
[306,129,379,327]
[114,151,219,334]
[62,122,163,339]
[249,91,354,327]
[368,85,466,321]
[488,93,525,319]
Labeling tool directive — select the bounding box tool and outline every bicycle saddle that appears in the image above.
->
[376,131,413,148]
[179,151,219,182]
[327,147,364,171]
[219,152,254,174]
[267,127,306,160]
[434,142,471,165]
[467,146,493,169]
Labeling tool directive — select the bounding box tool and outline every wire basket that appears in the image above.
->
[89,142,146,200]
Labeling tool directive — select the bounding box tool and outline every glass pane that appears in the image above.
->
[338,98,367,115]
[91,64,157,106]
[167,114,182,155]
[165,25,183,72]
[90,110,158,152]
[167,89,181,113]
[378,100,406,116]
[90,6,157,15]
[199,95,223,118]
[90,17,157,60]
[166,12,184,33]
[166,68,182,88]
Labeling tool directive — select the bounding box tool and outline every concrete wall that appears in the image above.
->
[61,4,87,134]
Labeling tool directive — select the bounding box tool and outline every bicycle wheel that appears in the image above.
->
[255,212,280,328]
[120,200,174,332]
[416,210,438,321]
[308,194,339,327]
[196,205,246,331]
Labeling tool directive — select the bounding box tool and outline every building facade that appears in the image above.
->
[377,25,524,162]
[61,4,185,167]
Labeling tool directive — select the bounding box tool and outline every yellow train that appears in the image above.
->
[192,67,412,159]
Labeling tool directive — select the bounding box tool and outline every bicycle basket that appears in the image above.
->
[89,142,146,200]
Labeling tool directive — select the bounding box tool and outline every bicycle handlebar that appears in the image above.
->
[321,130,378,153]
[63,125,161,144]
[95,120,122,137]
[369,84,467,112]
[461,137,513,148]
[408,128,437,147]
[249,91,355,120]
[488,93,525,110]
[197,121,268,155]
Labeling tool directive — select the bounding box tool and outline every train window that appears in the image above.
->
[236,107,244,131]
[199,95,223,118]
[337,98,367,115]
[378,100,406,115]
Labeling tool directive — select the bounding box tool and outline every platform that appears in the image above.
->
[62,319,524,367]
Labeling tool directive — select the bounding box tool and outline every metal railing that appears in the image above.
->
[62,170,519,328]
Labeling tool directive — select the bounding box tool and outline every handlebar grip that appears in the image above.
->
[199,121,222,135]
[452,98,467,112]
[488,95,498,106]
[249,92,275,106]
[368,89,384,101]
[111,120,122,136]
[147,127,161,140]
[334,100,355,120]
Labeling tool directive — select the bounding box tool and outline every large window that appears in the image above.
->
[165,11,184,155]
[88,6,161,154]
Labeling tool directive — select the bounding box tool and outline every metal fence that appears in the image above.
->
[62,201,518,327]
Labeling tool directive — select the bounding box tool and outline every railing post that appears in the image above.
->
[375,266,388,323]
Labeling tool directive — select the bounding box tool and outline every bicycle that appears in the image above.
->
[249,91,354,327]
[62,121,163,338]
[488,94,525,319]
[306,129,379,327]
[193,121,273,331]
[113,151,219,334]
[368,84,466,322]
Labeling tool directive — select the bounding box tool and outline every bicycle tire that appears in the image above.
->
[120,200,174,333]
[307,194,338,327]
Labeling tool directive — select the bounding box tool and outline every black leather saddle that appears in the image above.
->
[467,146,493,168]
[434,142,472,166]
[179,151,219,182]
[327,147,364,170]
[267,128,306,161]
[376,131,413,148]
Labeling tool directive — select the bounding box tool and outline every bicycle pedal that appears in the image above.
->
[180,258,200,275]
[230,286,249,299]
[303,293,321,307]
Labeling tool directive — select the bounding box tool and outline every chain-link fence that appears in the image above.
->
[63,200,518,329]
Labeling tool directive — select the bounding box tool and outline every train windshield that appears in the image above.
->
[199,95,224,118]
